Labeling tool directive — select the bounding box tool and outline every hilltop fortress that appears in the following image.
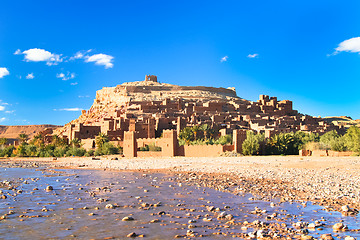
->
[53,75,343,155]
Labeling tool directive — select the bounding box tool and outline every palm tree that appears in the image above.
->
[0,138,7,147]
[192,125,200,141]
[207,127,218,140]
[70,138,82,148]
[18,133,29,144]
[95,133,109,149]
[52,135,67,147]
[178,127,194,145]
[31,133,44,147]
[200,124,210,140]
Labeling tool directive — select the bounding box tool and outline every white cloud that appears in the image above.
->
[54,108,83,111]
[0,100,9,106]
[247,53,259,58]
[0,106,4,111]
[5,110,15,114]
[0,117,6,123]
[85,53,114,68]
[56,72,76,81]
[220,56,228,62]
[14,49,21,55]
[70,49,92,60]
[70,82,78,86]
[26,73,35,79]
[0,68,10,78]
[21,48,63,65]
[334,37,360,54]
[78,95,90,98]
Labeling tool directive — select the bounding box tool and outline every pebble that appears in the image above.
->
[127,232,137,238]
[122,216,134,221]
[105,204,114,209]
[332,222,348,231]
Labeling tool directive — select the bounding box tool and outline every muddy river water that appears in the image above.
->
[0,167,359,239]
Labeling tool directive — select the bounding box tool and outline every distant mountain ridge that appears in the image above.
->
[0,125,60,140]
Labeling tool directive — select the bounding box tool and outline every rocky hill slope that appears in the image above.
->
[54,79,247,135]
[0,125,60,140]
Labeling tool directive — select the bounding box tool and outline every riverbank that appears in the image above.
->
[1,155,360,214]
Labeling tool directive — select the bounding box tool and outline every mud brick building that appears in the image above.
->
[52,75,343,153]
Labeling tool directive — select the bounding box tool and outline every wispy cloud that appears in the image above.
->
[26,73,35,79]
[220,56,228,62]
[54,108,83,111]
[0,106,4,111]
[332,37,360,55]
[56,72,76,81]
[17,48,63,66]
[70,49,92,60]
[247,53,259,58]
[0,67,10,78]
[70,82,78,86]
[0,117,6,123]
[85,53,114,69]
[78,95,90,98]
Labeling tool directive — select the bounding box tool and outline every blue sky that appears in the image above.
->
[1,0,360,125]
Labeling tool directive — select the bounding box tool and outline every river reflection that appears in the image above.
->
[0,167,359,239]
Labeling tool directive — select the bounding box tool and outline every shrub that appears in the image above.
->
[54,147,68,157]
[16,144,27,157]
[101,142,119,155]
[242,131,265,155]
[0,146,15,157]
[86,149,95,156]
[343,126,360,152]
[25,144,38,157]
[267,132,303,155]
[148,143,161,151]
[214,135,232,145]
[66,147,86,157]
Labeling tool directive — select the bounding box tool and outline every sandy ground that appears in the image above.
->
[2,155,360,213]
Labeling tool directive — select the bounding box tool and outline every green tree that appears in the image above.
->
[214,135,232,145]
[54,146,68,157]
[100,142,119,155]
[207,127,218,140]
[66,147,87,157]
[18,133,29,144]
[1,145,15,157]
[16,144,27,157]
[95,133,109,149]
[192,125,200,141]
[25,144,38,157]
[30,133,44,147]
[178,127,195,145]
[319,130,346,151]
[70,138,82,148]
[52,135,67,147]
[0,138,7,147]
[242,131,261,155]
[267,133,300,155]
[200,124,210,140]
[344,126,360,152]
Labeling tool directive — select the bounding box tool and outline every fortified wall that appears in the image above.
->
[122,129,246,158]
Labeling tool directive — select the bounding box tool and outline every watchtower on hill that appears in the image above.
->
[145,75,157,82]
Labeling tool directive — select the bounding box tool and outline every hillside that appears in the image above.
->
[323,116,360,128]
[54,77,247,135]
[0,125,60,140]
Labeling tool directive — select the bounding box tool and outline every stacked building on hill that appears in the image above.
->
[53,75,343,150]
